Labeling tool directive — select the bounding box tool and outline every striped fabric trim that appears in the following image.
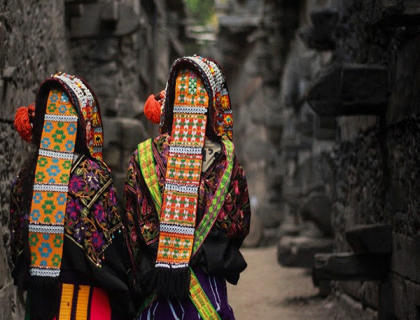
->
[193,139,234,255]
[59,283,74,320]
[55,284,111,320]
[75,285,91,320]
[138,140,162,214]
[189,269,222,320]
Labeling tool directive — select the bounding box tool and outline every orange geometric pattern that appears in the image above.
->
[166,154,202,186]
[29,89,77,277]
[161,191,198,224]
[156,68,208,269]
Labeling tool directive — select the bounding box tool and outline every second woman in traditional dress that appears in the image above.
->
[123,56,251,319]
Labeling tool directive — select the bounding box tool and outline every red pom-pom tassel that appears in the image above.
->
[14,104,35,143]
[144,93,162,125]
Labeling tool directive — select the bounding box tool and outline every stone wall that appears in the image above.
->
[215,0,420,317]
[0,1,72,318]
[213,0,300,242]
[276,0,420,318]
[0,0,185,317]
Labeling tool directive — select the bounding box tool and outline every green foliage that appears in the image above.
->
[185,0,215,24]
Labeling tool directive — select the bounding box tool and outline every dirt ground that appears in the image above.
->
[228,246,347,320]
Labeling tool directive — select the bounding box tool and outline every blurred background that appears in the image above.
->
[2,0,420,319]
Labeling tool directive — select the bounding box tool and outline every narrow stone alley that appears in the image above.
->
[228,247,349,320]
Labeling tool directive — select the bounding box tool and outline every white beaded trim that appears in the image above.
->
[155,262,189,269]
[160,223,195,235]
[165,183,198,194]
[188,56,216,97]
[30,267,60,277]
[39,149,74,160]
[44,114,78,122]
[33,184,69,192]
[169,263,190,268]
[29,224,64,234]
[54,74,94,110]
[173,106,208,114]
[208,61,224,93]
[169,146,202,155]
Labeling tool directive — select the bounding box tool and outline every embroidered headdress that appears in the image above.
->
[160,56,233,141]
[153,56,234,299]
[23,73,103,292]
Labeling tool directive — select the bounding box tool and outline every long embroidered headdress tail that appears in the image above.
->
[23,73,104,320]
[153,56,235,300]
[28,88,77,280]
[155,67,209,299]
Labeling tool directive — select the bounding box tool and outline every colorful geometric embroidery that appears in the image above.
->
[139,138,235,256]
[137,138,232,319]
[161,56,233,141]
[138,140,162,214]
[156,68,208,273]
[206,59,233,141]
[53,72,104,160]
[29,89,77,278]
[193,139,234,254]
[189,269,222,320]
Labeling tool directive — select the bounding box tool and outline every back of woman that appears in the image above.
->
[10,73,133,320]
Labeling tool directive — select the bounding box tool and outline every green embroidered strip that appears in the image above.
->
[138,140,162,213]
[137,138,233,319]
[192,139,234,255]
[189,269,222,320]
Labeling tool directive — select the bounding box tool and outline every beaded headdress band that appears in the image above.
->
[160,56,233,141]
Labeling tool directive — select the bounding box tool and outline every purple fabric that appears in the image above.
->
[137,267,236,320]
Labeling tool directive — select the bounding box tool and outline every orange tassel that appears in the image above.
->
[144,93,162,125]
[14,104,35,142]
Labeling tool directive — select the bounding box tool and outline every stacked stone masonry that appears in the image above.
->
[0,0,186,318]
[215,0,420,318]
